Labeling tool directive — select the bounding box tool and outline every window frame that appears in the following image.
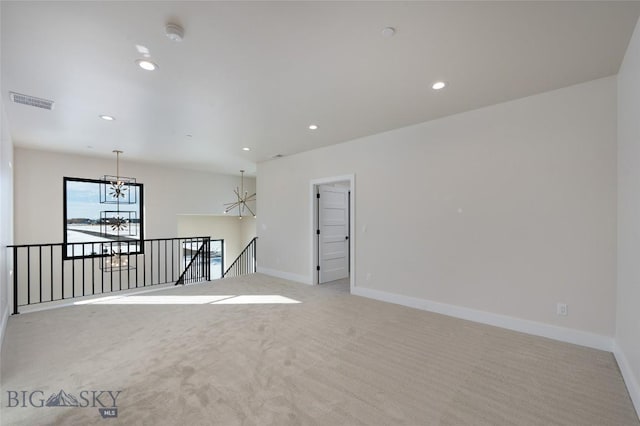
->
[63,176,145,260]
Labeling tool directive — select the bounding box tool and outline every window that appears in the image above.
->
[63,177,144,259]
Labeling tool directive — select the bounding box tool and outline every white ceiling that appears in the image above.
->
[2,1,639,176]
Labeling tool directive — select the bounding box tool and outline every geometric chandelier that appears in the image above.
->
[108,150,128,231]
[100,149,137,270]
[223,170,256,219]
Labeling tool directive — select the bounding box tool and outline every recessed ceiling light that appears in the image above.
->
[432,81,447,90]
[136,59,158,71]
[381,27,396,38]
[99,115,115,121]
[186,134,193,138]
[308,124,319,130]
[242,147,251,151]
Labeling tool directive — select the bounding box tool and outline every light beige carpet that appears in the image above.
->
[0,274,637,425]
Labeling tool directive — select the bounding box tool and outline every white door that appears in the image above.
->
[318,185,349,283]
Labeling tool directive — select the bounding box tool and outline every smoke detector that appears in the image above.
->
[381,27,396,38]
[10,92,55,110]
[165,23,184,42]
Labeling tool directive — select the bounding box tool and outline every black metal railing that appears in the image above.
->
[175,239,209,285]
[7,237,223,314]
[223,237,257,278]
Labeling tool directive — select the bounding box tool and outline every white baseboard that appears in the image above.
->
[351,286,613,352]
[0,305,9,350]
[613,342,640,419]
[257,267,312,285]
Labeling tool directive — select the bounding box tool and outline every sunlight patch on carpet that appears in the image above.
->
[211,295,301,304]
[74,294,301,305]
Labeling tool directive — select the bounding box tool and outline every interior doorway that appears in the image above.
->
[311,175,355,291]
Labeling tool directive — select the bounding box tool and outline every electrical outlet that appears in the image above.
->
[557,303,568,316]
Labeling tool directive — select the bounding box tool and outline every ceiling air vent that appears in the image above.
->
[9,92,55,110]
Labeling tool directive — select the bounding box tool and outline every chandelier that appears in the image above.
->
[109,150,128,232]
[100,150,137,270]
[224,170,256,219]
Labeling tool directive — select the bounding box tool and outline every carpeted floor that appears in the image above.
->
[0,274,638,425]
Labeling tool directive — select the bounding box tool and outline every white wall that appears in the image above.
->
[177,215,256,269]
[616,16,640,417]
[240,217,257,249]
[258,76,617,338]
[0,96,14,347]
[13,148,256,243]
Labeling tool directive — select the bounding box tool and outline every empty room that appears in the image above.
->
[1,1,640,425]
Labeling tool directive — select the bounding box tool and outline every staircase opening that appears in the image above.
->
[177,214,256,278]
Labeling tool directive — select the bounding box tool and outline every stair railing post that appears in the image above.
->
[12,246,19,315]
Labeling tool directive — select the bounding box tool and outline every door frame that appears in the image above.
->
[310,174,355,292]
